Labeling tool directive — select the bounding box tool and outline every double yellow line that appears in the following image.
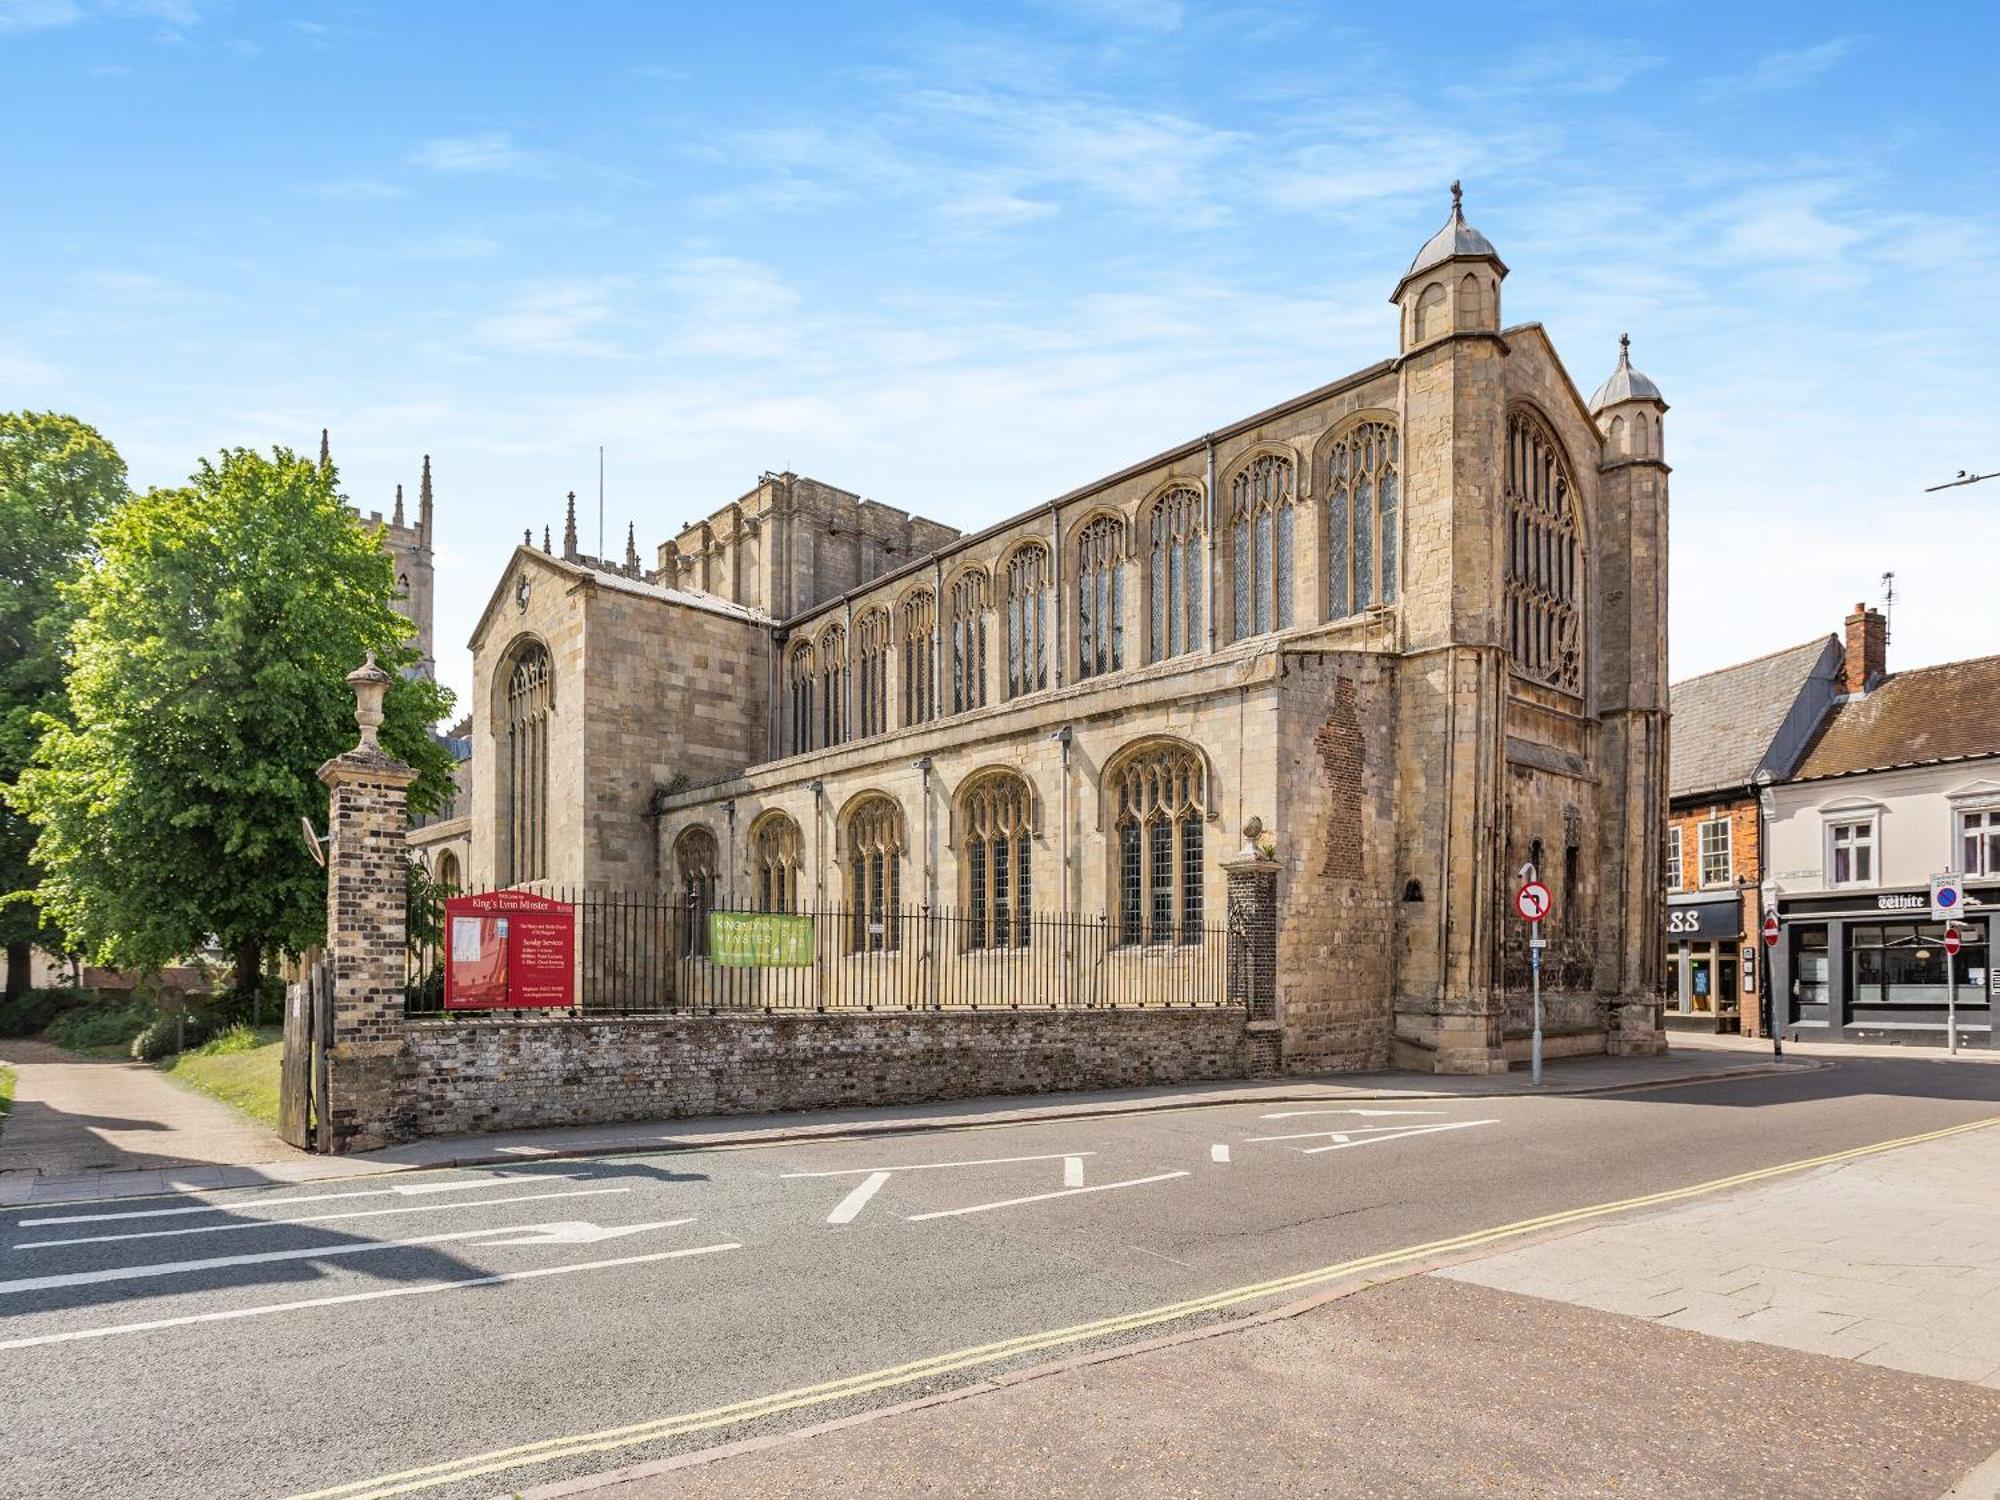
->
[293,1114,2000,1500]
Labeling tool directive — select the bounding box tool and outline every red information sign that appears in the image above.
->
[444,890,576,1010]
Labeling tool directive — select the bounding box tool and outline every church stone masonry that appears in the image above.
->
[460,189,1671,1076]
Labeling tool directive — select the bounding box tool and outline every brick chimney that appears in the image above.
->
[1843,601,1887,694]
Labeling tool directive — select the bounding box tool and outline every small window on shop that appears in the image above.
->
[1961,810,2000,877]
[1665,827,1682,893]
[1698,818,1731,887]
[1829,820,1874,886]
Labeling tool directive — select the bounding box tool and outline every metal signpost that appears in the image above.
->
[1761,909,1782,1058]
[1932,872,1964,1056]
[1516,868,1552,1086]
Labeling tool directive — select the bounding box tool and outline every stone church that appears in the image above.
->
[445,189,1672,1076]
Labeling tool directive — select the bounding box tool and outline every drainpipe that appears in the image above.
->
[914,756,934,909]
[809,779,826,905]
[722,798,737,907]
[1053,723,1073,911]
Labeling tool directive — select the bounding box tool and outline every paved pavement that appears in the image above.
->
[0,1039,289,1184]
[2,1054,1996,1500]
[1443,1117,2000,1386]
[0,1039,1812,1207]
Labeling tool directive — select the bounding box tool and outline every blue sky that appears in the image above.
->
[3,1,1994,714]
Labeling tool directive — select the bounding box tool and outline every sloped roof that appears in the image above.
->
[1670,637,1838,799]
[1796,653,2000,781]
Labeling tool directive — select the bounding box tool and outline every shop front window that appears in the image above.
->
[1848,922,1988,1007]
[1792,925,1829,1018]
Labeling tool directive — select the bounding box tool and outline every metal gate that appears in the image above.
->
[278,954,332,1151]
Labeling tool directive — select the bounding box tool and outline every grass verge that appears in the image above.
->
[156,1024,283,1130]
[0,1061,14,1141]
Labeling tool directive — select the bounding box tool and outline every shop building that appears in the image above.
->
[1665,636,1842,1032]
[1763,607,2000,1047]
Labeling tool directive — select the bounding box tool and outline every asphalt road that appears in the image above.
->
[5,1055,1999,1500]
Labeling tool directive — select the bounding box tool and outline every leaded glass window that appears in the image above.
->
[504,642,553,885]
[856,609,890,739]
[1109,742,1207,946]
[1504,410,1582,693]
[845,795,903,953]
[1075,515,1124,679]
[818,625,847,747]
[1230,455,1294,639]
[901,590,937,727]
[674,826,718,956]
[1326,421,1399,617]
[960,770,1033,949]
[1005,544,1050,699]
[787,641,815,756]
[949,570,989,715]
[752,813,802,914]
[1148,486,1203,661]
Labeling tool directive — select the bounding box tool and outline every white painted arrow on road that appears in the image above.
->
[0,1218,698,1296]
[471,1219,693,1248]
[1259,1108,1445,1120]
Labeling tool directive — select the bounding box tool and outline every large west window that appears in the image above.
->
[1829,819,1875,886]
[1504,409,1582,693]
[1074,516,1125,679]
[960,771,1032,950]
[1698,818,1732,887]
[503,642,552,885]
[1326,421,1399,617]
[1230,455,1295,640]
[1148,486,1203,661]
[1109,742,1206,946]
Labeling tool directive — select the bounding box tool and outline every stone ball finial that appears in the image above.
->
[345,650,393,751]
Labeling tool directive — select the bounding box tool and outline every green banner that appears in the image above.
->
[708,911,815,968]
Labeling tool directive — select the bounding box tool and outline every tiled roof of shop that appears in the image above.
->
[1670,637,1838,798]
[1796,653,2000,780]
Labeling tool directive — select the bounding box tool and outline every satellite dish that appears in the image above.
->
[302,816,330,868]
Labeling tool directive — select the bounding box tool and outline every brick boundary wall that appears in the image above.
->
[399,1009,1259,1140]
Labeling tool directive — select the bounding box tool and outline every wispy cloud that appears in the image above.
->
[0,0,84,32]
[411,132,541,175]
[1700,37,1857,101]
[296,178,408,201]
[471,280,622,356]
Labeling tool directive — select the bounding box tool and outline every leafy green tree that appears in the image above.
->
[13,446,454,998]
[0,413,129,999]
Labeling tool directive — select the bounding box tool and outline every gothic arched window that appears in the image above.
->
[504,641,552,885]
[1074,515,1125,679]
[818,624,847,747]
[1149,486,1203,661]
[901,590,937,727]
[949,569,989,715]
[787,641,815,756]
[1004,543,1050,699]
[1108,742,1206,947]
[751,812,802,914]
[856,609,891,739]
[1505,409,1583,694]
[674,825,718,956]
[1230,455,1295,640]
[434,849,460,893]
[960,770,1033,950]
[844,795,903,953]
[1326,421,1400,618]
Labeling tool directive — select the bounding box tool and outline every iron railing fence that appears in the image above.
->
[406,884,1234,1019]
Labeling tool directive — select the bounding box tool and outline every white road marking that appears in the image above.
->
[1210,1144,1231,1164]
[1300,1121,1494,1153]
[472,1218,693,1247]
[826,1172,892,1225]
[1243,1120,1498,1154]
[14,1188,633,1250]
[1063,1155,1086,1188]
[493,1145,559,1157]
[0,1243,740,1352]
[0,1218,694,1296]
[782,1152,1093,1179]
[906,1171,1189,1221]
[1258,1108,1445,1121]
[14,1178,544,1228]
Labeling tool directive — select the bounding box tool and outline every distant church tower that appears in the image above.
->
[324,431,438,680]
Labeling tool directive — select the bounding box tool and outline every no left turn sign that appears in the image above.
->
[1515,881,1552,922]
